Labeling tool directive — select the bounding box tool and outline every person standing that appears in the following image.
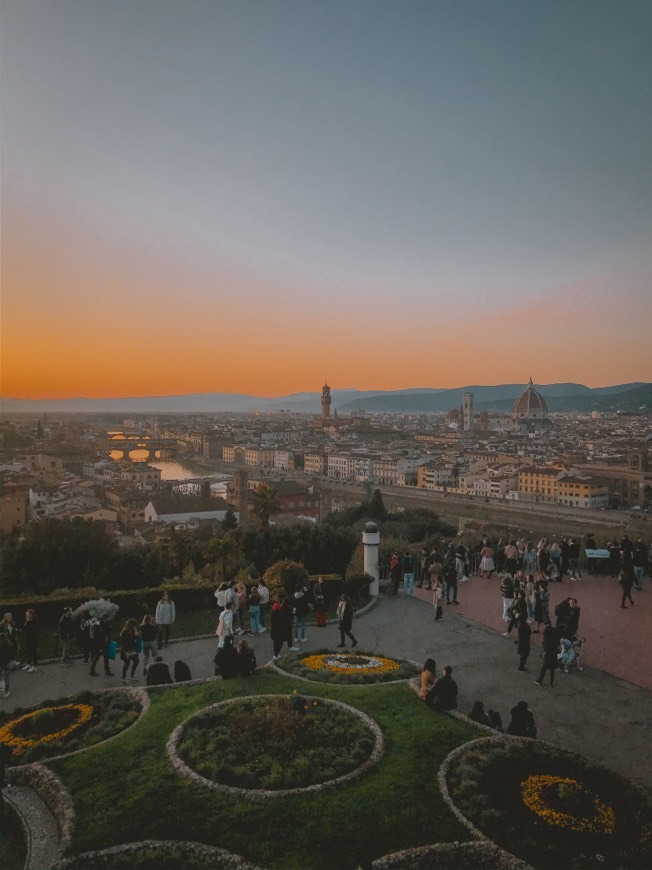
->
[633,539,648,591]
[567,539,582,579]
[524,575,535,622]
[0,633,13,697]
[257,579,270,631]
[22,609,39,672]
[155,591,176,648]
[516,617,532,671]
[504,540,519,577]
[293,585,310,643]
[336,594,358,648]
[455,542,468,583]
[139,614,159,673]
[313,576,328,627]
[0,614,19,669]
[389,553,401,595]
[500,574,515,623]
[534,625,559,687]
[216,601,234,649]
[432,578,444,620]
[247,585,262,635]
[58,606,75,666]
[270,597,296,659]
[479,542,495,578]
[401,551,415,597]
[443,560,459,605]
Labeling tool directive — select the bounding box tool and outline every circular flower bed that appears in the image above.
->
[0,703,95,756]
[275,648,420,684]
[0,689,144,765]
[445,737,652,869]
[521,775,616,836]
[169,694,383,797]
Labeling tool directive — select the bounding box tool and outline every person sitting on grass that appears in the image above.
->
[173,660,192,682]
[145,656,173,686]
[236,638,257,677]
[419,658,437,700]
[425,665,458,712]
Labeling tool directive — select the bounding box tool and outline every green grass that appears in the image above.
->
[47,672,479,869]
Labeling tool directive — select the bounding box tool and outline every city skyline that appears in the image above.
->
[2,1,652,400]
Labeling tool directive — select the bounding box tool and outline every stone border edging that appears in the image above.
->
[370,840,532,869]
[167,694,384,801]
[268,651,422,687]
[7,762,75,854]
[12,686,151,766]
[50,839,259,870]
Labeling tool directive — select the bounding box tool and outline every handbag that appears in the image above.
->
[107,640,117,660]
[135,637,143,653]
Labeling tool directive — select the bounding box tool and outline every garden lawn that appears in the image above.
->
[47,672,479,869]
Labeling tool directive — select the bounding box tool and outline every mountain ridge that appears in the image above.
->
[1,383,649,414]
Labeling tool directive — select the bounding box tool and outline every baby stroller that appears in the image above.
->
[557,635,586,673]
[567,636,586,672]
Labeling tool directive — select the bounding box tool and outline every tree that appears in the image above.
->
[250,485,281,528]
[222,509,238,531]
[262,559,310,602]
[368,489,389,522]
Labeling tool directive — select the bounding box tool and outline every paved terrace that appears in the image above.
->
[2,571,651,792]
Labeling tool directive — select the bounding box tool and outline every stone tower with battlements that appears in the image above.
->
[321,382,332,420]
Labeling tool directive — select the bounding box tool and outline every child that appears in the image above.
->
[432,578,444,621]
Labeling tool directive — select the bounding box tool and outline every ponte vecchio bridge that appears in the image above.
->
[103,432,184,461]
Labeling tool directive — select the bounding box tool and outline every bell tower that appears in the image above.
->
[321,382,332,420]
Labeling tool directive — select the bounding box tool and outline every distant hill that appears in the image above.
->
[1,383,649,415]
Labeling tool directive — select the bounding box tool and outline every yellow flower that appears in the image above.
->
[0,704,94,756]
[521,775,616,835]
[300,653,401,674]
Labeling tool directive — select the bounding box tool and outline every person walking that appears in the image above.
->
[22,609,39,672]
[336,594,358,648]
[534,625,559,687]
[619,569,635,608]
[119,619,140,683]
[155,591,176,648]
[58,606,75,666]
[89,619,114,677]
[516,617,532,671]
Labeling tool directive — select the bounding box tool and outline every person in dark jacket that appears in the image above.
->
[336,595,357,648]
[534,625,559,687]
[22,609,40,672]
[516,618,532,671]
[270,597,296,659]
[145,656,172,686]
[619,569,635,608]
[174,660,192,682]
[313,576,329,626]
[236,638,257,677]
[119,619,140,683]
[89,619,113,677]
[214,636,239,678]
[507,700,537,737]
[633,540,648,590]
[425,665,458,711]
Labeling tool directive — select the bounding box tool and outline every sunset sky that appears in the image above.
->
[2,0,651,400]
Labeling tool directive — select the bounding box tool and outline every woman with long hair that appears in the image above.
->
[120,618,140,683]
[419,658,436,700]
[336,595,357,648]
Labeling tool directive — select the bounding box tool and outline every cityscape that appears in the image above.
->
[2,2,652,869]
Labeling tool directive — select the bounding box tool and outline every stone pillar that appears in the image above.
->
[363,521,380,597]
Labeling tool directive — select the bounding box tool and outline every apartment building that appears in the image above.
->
[556,477,609,509]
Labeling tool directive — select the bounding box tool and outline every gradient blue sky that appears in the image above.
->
[2,0,651,398]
